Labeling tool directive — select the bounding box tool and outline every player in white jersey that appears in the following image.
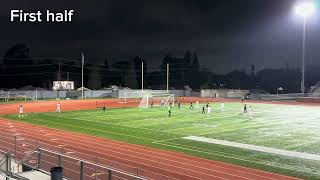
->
[56,102,61,113]
[207,106,212,116]
[221,103,224,112]
[248,106,253,120]
[195,101,199,109]
[19,105,24,118]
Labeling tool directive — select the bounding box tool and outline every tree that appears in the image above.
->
[104,58,109,69]
[88,64,102,89]
[183,50,192,64]
[192,52,200,72]
[183,50,192,63]
[160,54,173,70]
[1,44,35,88]
[124,59,137,88]
[4,44,32,65]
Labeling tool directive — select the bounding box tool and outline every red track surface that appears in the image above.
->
[0,98,304,180]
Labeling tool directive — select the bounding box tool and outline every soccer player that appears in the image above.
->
[161,99,164,106]
[206,102,209,109]
[102,104,106,113]
[202,106,205,114]
[195,101,199,109]
[176,97,180,103]
[178,101,181,109]
[248,106,253,120]
[241,97,245,103]
[56,102,61,113]
[151,101,153,108]
[168,103,172,118]
[221,103,224,112]
[243,104,247,114]
[190,101,193,109]
[207,106,212,116]
[18,105,24,118]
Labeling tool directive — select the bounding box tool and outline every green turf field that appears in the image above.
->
[5,102,320,179]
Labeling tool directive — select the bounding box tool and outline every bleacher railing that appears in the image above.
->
[0,130,178,180]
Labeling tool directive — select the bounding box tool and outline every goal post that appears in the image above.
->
[0,93,29,102]
[139,93,175,108]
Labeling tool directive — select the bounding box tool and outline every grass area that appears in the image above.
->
[5,102,320,179]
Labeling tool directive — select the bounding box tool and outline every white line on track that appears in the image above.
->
[0,119,317,178]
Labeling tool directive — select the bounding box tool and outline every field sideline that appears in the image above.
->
[3,101,320,179]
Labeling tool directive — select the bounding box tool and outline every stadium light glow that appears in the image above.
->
[294,1,316,18]
[293,1,316,94]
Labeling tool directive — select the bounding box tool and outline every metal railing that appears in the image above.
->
[0,150,11,180]
[0,130,178,180]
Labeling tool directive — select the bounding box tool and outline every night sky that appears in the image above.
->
[1,0,320,74]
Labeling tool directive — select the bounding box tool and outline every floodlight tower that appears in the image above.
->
[294,1,316,94]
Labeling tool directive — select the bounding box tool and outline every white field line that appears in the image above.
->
[34,108,320,151]
[153,141,320,176]
[0,121,307,180]
[1,119,319,178]
[284,140,320,150]
[183,136,320,161]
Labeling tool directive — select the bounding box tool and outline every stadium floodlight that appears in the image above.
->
[293,1,316,94]
[294,1,316,18]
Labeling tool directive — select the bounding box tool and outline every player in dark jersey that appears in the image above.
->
[190,101,193,109]
[202,106,205,114]
[243,104,247,114]
[102,104,106,113]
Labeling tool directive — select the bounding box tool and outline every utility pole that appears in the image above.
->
[301,17,306,94]
[141,60,144,91]
[167,63,169,92]
[82,53,84,99]
[57,58,62,80]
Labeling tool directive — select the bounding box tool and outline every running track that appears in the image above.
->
[0,99,305,180]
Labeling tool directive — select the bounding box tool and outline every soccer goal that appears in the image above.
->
[118,89,142,103]
[0,92,29,102]
[309,81,320,96]
[139,92,175,108]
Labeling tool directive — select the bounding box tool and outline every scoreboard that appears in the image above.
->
[53,81,74,90]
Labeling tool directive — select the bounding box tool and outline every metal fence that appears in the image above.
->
[0,150,11,175]
[248,93,320,101]
[0,89,191,101]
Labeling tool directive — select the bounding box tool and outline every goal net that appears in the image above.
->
[118,89,142,103]
[309,81,320,97]
[139,92,175,108]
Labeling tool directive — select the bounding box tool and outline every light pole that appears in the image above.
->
[141,58,144,92]
[167,63,169,92]
[81,52,85,99]
[294,1,315,94]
